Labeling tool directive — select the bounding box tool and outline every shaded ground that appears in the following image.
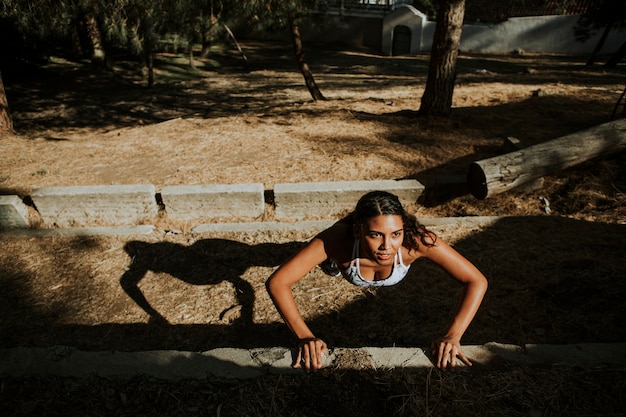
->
[1,41,625,416]
[1,217,625,353]
[3,366,625,417]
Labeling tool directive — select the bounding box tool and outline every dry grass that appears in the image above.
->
[1,41,626,416]
[2,366,626,416]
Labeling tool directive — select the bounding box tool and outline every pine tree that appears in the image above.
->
[419,0,465,116]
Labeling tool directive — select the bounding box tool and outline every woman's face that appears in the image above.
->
[356,214,404,265]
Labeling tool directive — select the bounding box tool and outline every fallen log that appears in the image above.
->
[468,118,626,199]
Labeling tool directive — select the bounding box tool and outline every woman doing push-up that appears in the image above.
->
[266,190,488,371]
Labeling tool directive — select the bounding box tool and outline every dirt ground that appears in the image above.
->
[1,41,626,416]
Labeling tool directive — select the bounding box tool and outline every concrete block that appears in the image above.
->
[0,195,30,228]
[365,347,431,369]
[273,179,424,220]
[161,183,264,220]
[31,185,158,227]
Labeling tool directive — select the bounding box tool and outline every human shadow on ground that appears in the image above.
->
[120,238,304,327]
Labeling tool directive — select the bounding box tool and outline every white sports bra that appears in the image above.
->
[341,240,411,287]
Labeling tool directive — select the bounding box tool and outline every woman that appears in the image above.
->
[266,191,488,371]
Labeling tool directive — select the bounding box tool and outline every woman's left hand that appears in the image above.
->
[431,336,472,369]
[294,337,328,371]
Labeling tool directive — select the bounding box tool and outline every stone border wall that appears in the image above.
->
[0,179,424,230]
[3,342,625,380]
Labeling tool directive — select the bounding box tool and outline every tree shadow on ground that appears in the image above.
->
[5,41,624,136]
[1,216,624,352]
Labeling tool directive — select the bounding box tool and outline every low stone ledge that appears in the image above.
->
[31,185,159,227]
[161,183,264,221]
[0,225,155,238]
[0,195,30,229]
[3,343,624,381]
[273,179,424,220]
[191,220,335,234]
[18,180,429,229]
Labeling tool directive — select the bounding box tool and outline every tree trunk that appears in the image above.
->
[290,23,325,101]
[605,39,626,68]
[223,24,249,71]
[141,15,156,88]
[612,86,626,119]
[147,51,154,88]
[70,20,85,58]
[84,12,106,66]
[188,41,196,69]
[0,71,15,134]
[199,19,215,58]
[419,0,465,117]
[200,39,211,58]
[467,119,626,199]
[586,22,613,66]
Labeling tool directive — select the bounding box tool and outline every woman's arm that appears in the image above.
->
[266,236,330,370]
[417,238,488,369]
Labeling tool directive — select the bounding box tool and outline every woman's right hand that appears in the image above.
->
[294,337,328,371]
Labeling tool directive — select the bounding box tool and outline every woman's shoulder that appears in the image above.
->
[403,230,440,261]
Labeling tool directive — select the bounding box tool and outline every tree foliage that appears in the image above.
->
[412,0,439,19]
[575,0,626,41]
[2,1,215,61]
[0,0,330,129]
[574,0,626,66]
[235,0,317,29]
[234,0,326,100]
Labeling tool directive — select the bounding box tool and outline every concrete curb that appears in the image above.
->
[0,225,156,237]
[1,343,625,381]
[274,179,423,220]
[0,216,503,238]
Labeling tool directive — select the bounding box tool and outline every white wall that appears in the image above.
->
[461,15,622,55]
[379,5,624,55]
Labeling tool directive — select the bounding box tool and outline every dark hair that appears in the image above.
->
[345,190,436,251]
